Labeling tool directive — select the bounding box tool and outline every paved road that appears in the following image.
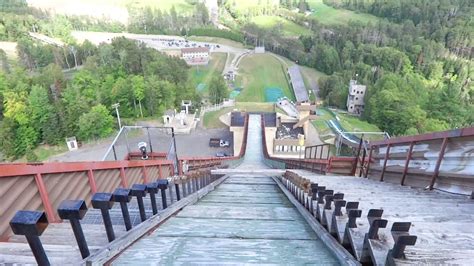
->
[48,128,233,162]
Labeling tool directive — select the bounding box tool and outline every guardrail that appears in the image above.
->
[365,127,474,195]
[0,160,174,241]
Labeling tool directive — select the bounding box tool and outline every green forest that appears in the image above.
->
[241,0,473,136]
[0,0,473,160]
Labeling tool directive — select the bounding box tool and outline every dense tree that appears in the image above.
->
[78,104,114,140]
[208,75,229,104]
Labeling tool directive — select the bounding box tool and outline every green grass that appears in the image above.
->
[188,36,246,49]
[30,0,194,12]
[299,65,327,101]
[231,0,280,11]
[235,102,275,112]
[311,108,382,141]
[312,108,335,137]
[337,112,384,141]
[236,53,295,102]
[307,0,381,25]
[250,15,312,36]
[203,107,232,129]
[188,52,227,95]
[15,144,69,162]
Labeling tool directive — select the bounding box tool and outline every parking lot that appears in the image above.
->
[48,128,234,162]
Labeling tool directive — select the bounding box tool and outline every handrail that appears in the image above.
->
[370,127,474,146]
[365,126,474,193]
[0,160,173,177]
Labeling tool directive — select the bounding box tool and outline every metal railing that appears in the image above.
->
[364,127,474,195]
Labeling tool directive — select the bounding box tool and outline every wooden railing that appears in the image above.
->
[365,127,474,194]
[0,160,174,241]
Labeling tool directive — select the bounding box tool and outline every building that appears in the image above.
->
[287,65,309,103]
[181,47,210,65]
[346,80,367,115]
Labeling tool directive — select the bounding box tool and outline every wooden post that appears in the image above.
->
[364,146,373,178]
[34,173,56,222]
[87,169,97,194]
[158,164,163,179]
[429,138,448,190]
[119,167,128,188]
[380,144,391,181]
[142,166,149,183]
[400,142,415,186]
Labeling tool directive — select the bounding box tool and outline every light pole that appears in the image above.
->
[112,103,122,129]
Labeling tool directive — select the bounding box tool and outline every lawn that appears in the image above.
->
[299,65,327,101]
[311,108,381,140]
[337,112,382,134]
[250,15,312,36]
[231,0,280,11]
[203,107,232,128]
[29,0,194,12]
[236,53,295,102]
[188,52,227,95]
[306,0,381,25]
[188,36,246,49]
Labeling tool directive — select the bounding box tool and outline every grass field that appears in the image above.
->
[188,36,246,49]
[337,112,381,133]
[236,54,295,102]
[231,0,280,11]
[307,0,380,25]
[250,16,312,36]
[188,52,227,95]
[312,108,381,140]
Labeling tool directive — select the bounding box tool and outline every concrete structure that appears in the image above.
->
[346,80,366,115]
[287,65,309,103]
[229,112,246,156]
[265,103,318,158]
[181,47,210,65]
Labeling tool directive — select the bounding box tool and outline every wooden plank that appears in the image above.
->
[199,195,288,204]
[153,217,317,240]
[272,176,361,266]
[84,174,229,265]
[368,239,391,266]
[177,205,301,221]
[112,237,339,265]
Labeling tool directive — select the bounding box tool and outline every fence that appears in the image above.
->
[0,160,174,241]
[102,126,179,174]
[364,127,474,195]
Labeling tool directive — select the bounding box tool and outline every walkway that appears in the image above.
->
[112,115,338,264]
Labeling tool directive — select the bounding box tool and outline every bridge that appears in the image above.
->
[0,114,473,265]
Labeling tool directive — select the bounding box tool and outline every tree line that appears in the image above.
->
[241,2,473,136]
[0,37,198,159]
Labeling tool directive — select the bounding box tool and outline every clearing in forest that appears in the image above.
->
[307,0,380,25]
[250,15,312,36]
[236,54,295,102]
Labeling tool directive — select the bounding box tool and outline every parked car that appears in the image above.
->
[209,138,229,148]
[215,152,229,157]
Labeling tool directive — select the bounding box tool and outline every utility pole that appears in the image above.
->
[112,103,122,129]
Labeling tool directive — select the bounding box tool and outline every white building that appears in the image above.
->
[181,47,210,65]
[346,80,367,115]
